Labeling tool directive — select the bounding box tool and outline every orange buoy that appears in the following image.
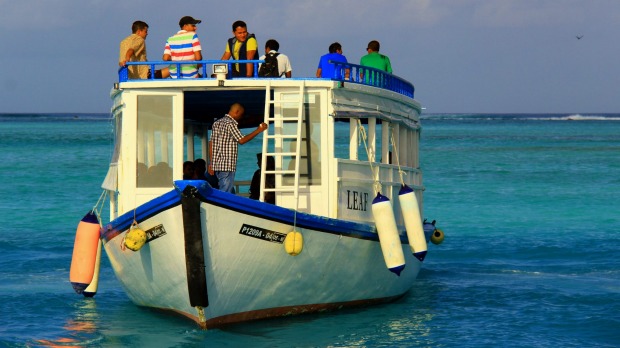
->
[70,211,101,294]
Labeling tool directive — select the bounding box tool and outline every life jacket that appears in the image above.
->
[227,33,256,76]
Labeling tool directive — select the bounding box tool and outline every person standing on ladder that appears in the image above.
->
[208,103,268,193]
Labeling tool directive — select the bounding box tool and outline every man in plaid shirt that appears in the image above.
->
[208,103,268,193]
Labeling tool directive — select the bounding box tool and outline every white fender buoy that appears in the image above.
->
[398,184,428,262]
[83,239,102,297]
[284,231,303,256]
[70,211,101,294]
[371,192,406,276]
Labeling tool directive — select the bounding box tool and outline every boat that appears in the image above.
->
[83,58,438,328]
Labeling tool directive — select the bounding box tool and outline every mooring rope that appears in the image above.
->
[91,190,108,227]
[390,130,407,187]
[356,119,382,195]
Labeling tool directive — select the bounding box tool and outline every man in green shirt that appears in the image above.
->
[360,40,392,73]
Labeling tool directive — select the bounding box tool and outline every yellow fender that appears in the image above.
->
[284,231,303,256]
[125,222,147,251]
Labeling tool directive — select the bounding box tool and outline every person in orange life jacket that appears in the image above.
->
[220,20,258,77]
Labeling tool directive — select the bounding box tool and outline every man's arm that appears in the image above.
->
[220,51,231,60]
[120,48,135,66]
[194,50,203,70]
[385,56,393,74]
[239,123,267,144]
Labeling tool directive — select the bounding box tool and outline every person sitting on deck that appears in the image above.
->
[316,42,349,79]
[220,20,258,77]
[360,40,392,73]
[119,20,167,79]
[194,158,219,188]
[258,39,292,78]
[249,153,275,204]
[359,40,392,86]
[183,161,195,180]
[163,16,203,78]
[193,159,207,180]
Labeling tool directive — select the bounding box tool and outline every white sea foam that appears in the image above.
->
[563,114,620,121]
[421,113,620,121]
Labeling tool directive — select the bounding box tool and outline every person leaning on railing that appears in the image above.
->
[220,20,258,77]
[316,42,349,79]
[360,40,392,73]
[359,40,392,87]
[162,16,203,78]
[118,20,150,79]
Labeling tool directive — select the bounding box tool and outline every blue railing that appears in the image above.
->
[119,60,414,99]
[119,60,263,81]
[330,61,414,98]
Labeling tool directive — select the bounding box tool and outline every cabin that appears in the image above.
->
[102,60,423,227]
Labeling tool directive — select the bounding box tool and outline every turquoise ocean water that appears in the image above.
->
[0,113,618,347]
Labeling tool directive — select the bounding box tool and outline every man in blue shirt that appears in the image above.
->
[316,42,349,79]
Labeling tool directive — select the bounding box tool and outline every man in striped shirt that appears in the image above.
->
[163,16,203,78]
[208,103,268,193]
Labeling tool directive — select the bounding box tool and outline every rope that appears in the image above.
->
[91,190,108,227]
[390,129,407,186]
[356,119,382,194]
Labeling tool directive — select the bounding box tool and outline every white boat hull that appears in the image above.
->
[102,181,425,327]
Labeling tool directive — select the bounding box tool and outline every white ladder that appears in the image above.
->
[259,82,306,207]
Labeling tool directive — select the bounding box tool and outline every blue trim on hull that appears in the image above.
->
[175,180,384,242]
[102,189,182,242]
[103,180,418,245]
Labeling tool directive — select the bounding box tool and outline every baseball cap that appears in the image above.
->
[179,16,201,27]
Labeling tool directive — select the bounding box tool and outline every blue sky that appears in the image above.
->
[1,0,619,114]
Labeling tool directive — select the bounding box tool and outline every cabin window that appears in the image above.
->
[183,122,208,161]
[334,118,386,163]
[136,95,173,187]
